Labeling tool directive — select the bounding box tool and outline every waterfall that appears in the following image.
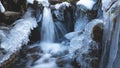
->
[29,1,70,68]
[41,7,55,42]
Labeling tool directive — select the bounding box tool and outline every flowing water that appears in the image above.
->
[41,7,55,42]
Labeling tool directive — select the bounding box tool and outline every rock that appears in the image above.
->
[3,11,21,17]
[0,51,19,68]
[1,11,21,25]
[1,0,26,12]
[92,23,103,43]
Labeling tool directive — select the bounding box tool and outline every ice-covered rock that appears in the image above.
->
[0,8,37,65]
[68,19,103,68]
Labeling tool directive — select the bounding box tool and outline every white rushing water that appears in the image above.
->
[41,7,55,42]
[30,0,70,68]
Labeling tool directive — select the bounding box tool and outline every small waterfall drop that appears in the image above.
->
[30,1,69,68]
[41,7,55,42]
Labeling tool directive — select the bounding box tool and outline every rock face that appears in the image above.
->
[100,0,120,68]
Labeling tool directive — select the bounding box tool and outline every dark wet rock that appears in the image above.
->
[11,45,42,68]
[50,0,79,5]
[0,51,20,68]
[1,0,26,12]
[29,27,41,43]
[92,23,103,44]
[0,0,26,25]
[1,11,21,25]
[50,0,65,4]
[56,56,72,67]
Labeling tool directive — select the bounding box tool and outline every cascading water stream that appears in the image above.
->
[41,7,55,43]
[30,1,69,68]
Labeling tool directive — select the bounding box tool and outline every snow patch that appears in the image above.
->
[76,0,95,10]
[55,2,70,9]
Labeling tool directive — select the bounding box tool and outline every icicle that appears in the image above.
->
[0,1,5,13]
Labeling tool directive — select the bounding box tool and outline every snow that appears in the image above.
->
[76,0,95,10]
[27,0,49,7]
[0,1,5,13]
[55,2,70,9]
